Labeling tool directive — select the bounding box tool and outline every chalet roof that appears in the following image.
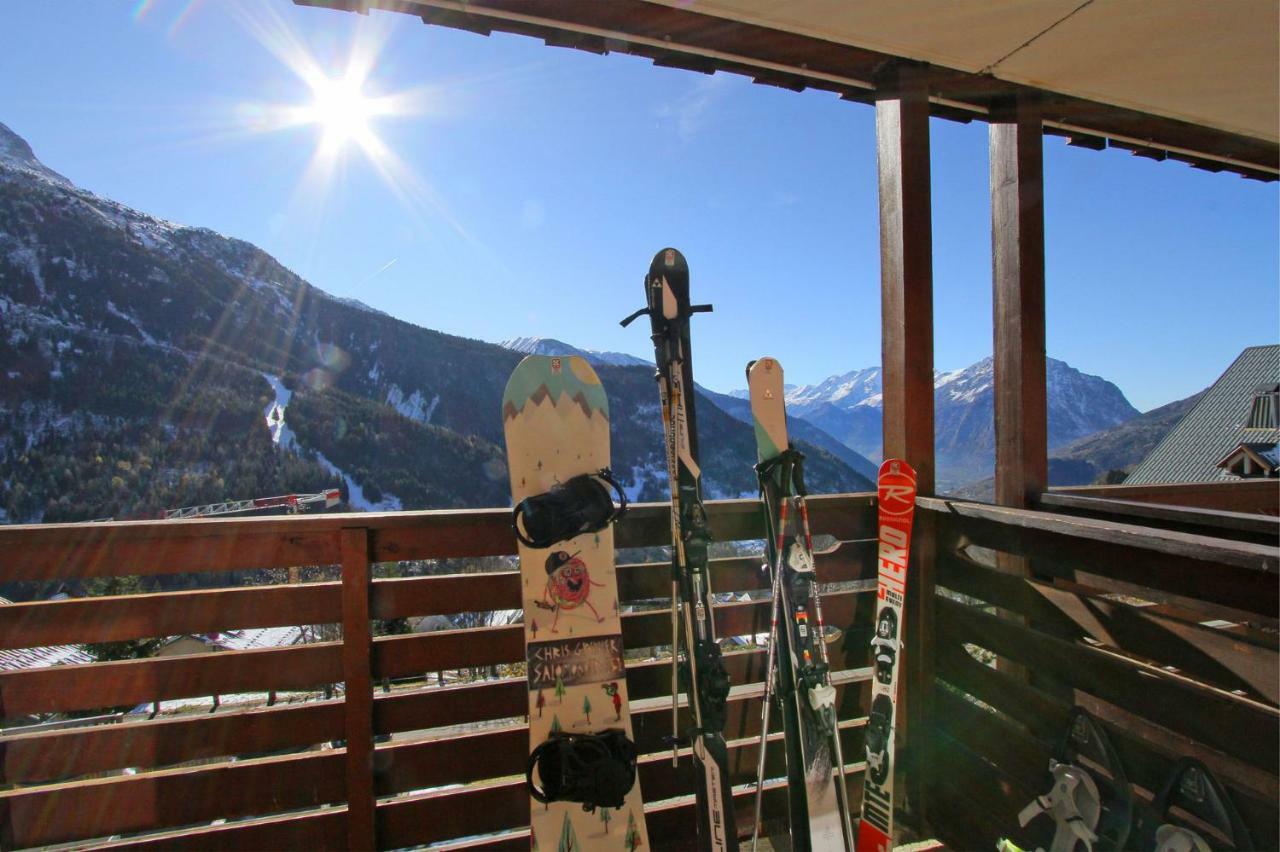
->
[0,641,94,671]
[1127,345,1280,485]
[297,0,1279,179]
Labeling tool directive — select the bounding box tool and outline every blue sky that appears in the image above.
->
[1,2,1275,411]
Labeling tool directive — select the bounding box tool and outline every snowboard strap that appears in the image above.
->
[1151,825,1211,852]
[527,729,639,812]
[1016,760,1102,852]
[512,468,627,549]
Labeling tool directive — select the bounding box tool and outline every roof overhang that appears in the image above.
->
[297,0,1279,181]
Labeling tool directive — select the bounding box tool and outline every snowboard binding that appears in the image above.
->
[527,729,639,812]
[512,468,627,549]
[865,692,894,786]
[1010,707,1133,852]
[1138,758,1252,852]
[872,608,899,685]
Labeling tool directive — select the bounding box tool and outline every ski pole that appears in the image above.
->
[795,480,855,851]
[750,481,790,851]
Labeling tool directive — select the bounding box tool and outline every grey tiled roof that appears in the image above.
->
[1128,345,1280,484]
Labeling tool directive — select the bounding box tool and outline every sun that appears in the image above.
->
[305,74,383,150]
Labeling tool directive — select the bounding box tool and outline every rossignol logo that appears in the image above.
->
[878,475,915,517]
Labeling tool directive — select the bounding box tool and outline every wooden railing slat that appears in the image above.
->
[919,496,1277,573]
[0,748,346,848]
[937,552,1280,704]
[1037,491,1280,543]
[0,582,342,651]
[936,597,1280,774]
[0,643,343,718]
[0,699,345,785]
[928,499,1279,622]
[96,807,347,851]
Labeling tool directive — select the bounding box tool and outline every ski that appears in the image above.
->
[746,356,855,852]
[621,247,737,852]
[857,457,918,852]
[502,354,649,852]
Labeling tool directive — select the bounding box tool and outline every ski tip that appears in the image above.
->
[747,356,781,379]
[648,246,687,275]
[877,458,918,482]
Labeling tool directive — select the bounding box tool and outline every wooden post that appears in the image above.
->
[991,94,1048,510]
[341,527,376,850]
[990,94,1047,687]
[875,59,937,838]
[878,61,936,496]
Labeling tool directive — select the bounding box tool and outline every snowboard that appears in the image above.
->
[502,354,649,851]
[747,356,854,851]
[857,457,918,852]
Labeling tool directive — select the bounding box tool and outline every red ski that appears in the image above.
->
[857,458,918,852]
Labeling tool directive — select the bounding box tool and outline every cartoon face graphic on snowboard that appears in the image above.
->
[534,550,607,632]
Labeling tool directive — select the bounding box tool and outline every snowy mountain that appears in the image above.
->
[0,123,868,524]
[499,336,649,368]
[0,122,70,185]
[761,357,1139,488]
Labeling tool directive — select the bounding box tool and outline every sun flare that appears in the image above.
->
[228,5,478,247]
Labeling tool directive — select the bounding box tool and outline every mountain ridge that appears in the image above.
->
[758,356,1140,488]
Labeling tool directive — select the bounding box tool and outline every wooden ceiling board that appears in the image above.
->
[643,0,1280,143]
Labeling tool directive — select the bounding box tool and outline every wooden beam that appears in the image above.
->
[877,60,936,496]
[340,528,376,851]
[991,94,1047,511]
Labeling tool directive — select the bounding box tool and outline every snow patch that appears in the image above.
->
[105,300,157,344]
[6,246,45,297]
[261,374,297,451]
[312,449,403,512]
[385,385,440,424]
[259,371,401,511]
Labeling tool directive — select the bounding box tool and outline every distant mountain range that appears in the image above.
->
[952,390,1205,500]
[0,122,870,525]
[775,358,1140,489]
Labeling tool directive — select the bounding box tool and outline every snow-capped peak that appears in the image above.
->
[499,336,649,368]
[0,122,70,185]
[786,366,883,408]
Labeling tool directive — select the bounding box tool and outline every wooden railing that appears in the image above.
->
[2,486,1276,850]
[922,495,1280,851]
[0,495,878,850]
